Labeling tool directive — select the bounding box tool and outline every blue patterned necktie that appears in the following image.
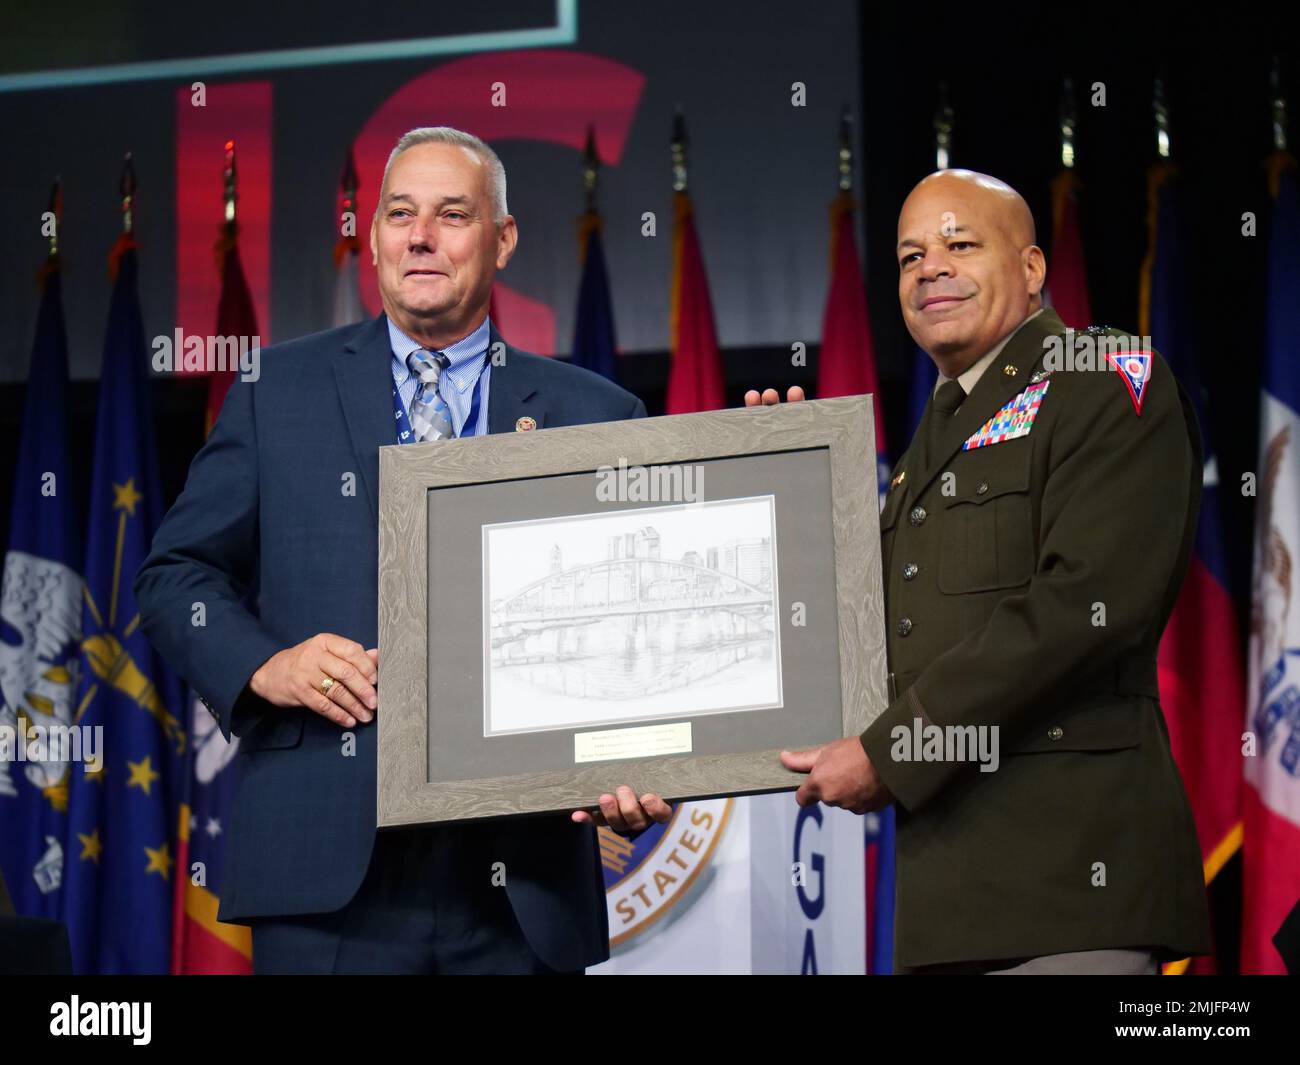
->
[406,349,455,442]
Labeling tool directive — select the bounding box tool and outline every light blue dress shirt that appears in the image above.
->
[387,315,492,438]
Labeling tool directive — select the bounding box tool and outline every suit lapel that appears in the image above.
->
[331,318,552,527]
[333,314,397,528]
[907,309,1064,500]
[486,324,548,435]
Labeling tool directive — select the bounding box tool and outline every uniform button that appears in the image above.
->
[897,617,913,637]
[1047,726,1064,741]
[909,505,927,526]
[976,480,989,495]
[902,562,919,580]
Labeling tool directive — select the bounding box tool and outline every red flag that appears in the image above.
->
[665,192,725,414]
[206,236,259,435]
[1140,162,1244,974]
[1047,170,1092,331]
[817,191,886,460]
[169,224,259,975]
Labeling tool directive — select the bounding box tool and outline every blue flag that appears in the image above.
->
[908,345,935,437]
[0,268,84,919]
[60,246,185,973]
[571,226,619,382]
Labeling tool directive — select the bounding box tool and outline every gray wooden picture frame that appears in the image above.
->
[377,395,887,826]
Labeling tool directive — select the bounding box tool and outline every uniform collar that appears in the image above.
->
[935,306,1046,396]
[388,314,492,393]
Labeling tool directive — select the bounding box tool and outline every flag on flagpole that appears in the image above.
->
[665,144,725,415]
[169,166,261,974]
[1139,161,1245,975]
[666,189,724,414]
[571,128,619,383]
[1045,169,1092,330]
[332,147,365,329]
[0,241,84,921]
[813,177,897,973]
[207,237,258,435]
[908,347,935,438]
[817,190,889,494]
[1242,151,1300,975]
[571,212,619,382]
[61,239,187,973]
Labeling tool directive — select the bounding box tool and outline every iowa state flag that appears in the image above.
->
[1243,152,1300,975]
[60,243,186,973]
[1140,162,1244,973]
[571,214,619,383]
[0,264,84,919]
[666,191,725,414]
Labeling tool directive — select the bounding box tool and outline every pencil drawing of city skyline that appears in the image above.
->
[482,496,782,736]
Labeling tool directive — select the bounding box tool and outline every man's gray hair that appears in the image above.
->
[379,126,509,223]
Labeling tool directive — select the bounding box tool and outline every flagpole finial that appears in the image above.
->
[1060,78,1077,169]
[339,145,359,221]
[1271,56,1289,153]
[837,104,854,192]
[671,106,689,193]
[934,83,954,170]
[223,139,238,231]
[340,145,358,203]
[582,124,600,213]
[120,152,137,235]
[1153,77,1171,160]
[46,177,62,259]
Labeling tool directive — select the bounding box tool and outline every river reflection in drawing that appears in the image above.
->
[482,496,782,736]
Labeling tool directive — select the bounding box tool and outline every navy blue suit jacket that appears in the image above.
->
[134,314,645,971]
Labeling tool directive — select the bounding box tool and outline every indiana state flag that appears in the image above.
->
[61,243,186,973]
[0,265,84,919]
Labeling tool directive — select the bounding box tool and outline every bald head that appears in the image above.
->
[896,169,1046,376]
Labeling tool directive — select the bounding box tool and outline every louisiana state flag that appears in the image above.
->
[60,243,186,973]
[0,263,83,919]
[1243,152,1300,975]
[1140,162,1245,974]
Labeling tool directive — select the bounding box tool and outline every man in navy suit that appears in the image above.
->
[135,127,671,974]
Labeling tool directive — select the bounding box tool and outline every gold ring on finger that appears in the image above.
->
[320,675,336,696]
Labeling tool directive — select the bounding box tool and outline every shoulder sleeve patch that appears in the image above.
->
[1105,350,1153,415]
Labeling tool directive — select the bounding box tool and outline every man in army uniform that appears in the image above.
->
[748,169,1210,974]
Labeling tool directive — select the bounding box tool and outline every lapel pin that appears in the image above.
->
[515,416,537,432]
[1002,364,1018,377]
[890,470,906,489]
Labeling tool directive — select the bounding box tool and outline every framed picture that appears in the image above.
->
[376,395,887,825]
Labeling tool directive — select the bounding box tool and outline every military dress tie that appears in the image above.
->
[405,349,456,442]
[921,377,967,469]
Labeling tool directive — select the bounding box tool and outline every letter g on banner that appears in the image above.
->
[794,803,825,919]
